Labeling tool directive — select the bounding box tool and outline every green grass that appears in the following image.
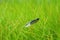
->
[0,0,60,40]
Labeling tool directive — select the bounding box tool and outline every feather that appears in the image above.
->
[25,18,39,27]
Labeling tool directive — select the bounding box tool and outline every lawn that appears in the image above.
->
[0,0,60,40]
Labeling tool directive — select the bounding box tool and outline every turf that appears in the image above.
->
[0,0,60,40]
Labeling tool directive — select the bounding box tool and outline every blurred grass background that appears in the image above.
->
[0,0,60,40]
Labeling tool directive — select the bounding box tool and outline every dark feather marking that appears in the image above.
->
[30,18,39,25]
